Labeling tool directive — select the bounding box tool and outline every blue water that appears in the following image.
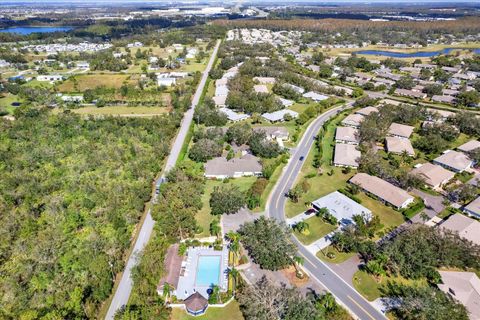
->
[0,26,73,35]
[195,255,221,287]
[354,48,480,58]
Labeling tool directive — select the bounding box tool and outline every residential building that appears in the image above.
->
[253,76,275,84]
[433,150,473,173]
[311,191,372,226]
[464,196,480,219]
[341,114,364,128]
[432,95,455,104]
[253,84,269,94]
[333,143,361,168]
[277,97,294,107]
[457,140,480,154]
[157,77,176,86]
[219,108,250,122]
[349,173,414,209]
[204,154,262,179]
[388,122,415,139]
[394,88,427,99]
[440,214,480,245]
[37,75,63,82]
[335,127,359,145]
[262,109,298,122]
[283,83,305,94]
[437,271,480,320]
[303,91,328,101]
[215,85,229,97]
[411,163,455,190]
[385,137,415,156]
[253,126,289,141]
[355,106,378,117]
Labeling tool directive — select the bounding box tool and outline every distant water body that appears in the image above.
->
[354,48,480,58]
[0,26,73,35]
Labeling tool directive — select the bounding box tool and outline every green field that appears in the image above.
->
[293,215,337,245]
[317,246,356,264]
[57,74,134,92]
[352,270,427,301]
[170,300,244,320]
[53,106,170,117]
[196,177,257,238]
[0,94,21,113]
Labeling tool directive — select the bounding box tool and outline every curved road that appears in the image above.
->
[267,102,387,320]
[105,40,221,320]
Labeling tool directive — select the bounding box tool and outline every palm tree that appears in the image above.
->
[162,283,172,304]
[294,221,309,234]
[208,285,220,304]
[210,218,221,238]
[225,231,240,243]
[229,267,240,294]
[292,256,305,279]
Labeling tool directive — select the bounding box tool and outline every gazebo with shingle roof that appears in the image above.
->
[184,292,209,316]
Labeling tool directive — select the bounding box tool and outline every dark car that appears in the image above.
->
[305,208,316,215]
[299,156,305,161]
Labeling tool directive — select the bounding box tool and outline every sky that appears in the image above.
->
[3,0,479,3]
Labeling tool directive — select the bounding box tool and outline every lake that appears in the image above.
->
[354,48,480,58]
[0,26,73,35]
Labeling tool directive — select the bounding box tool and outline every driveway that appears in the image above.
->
[411,189,445,222]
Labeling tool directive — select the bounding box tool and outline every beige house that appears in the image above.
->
[335,127,360,145]
[440,213,480,245]
[385,136,415,156]
[341,114,365,128]
[349,173,414,209]
[438,271,480,320]
[410,163,455,190]
[457,140,480,154]
[388,122,415,139]
[355,106,378,117]
[333,143,361,168]
[433,150,473,173]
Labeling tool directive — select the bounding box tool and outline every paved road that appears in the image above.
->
[266,102,387,320]
[105,40,221,320]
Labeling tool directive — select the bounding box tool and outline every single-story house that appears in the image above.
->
[433,150,473,173]
[443,88,460,96]
[355,106,378,117]
[254,126,289,141]
[204,154,262,179]
[157,77,176,86]
[253,76,276,84]
[262,109,298,122]
[216,78,228,87]
[277,97,294,107]
[333,143,361,168]
[76,61,90,69]
[311,191,372,226]
[219,107,250,122]
[440,213,480,245]
[283,83,305,94]
[464,196,480,219]
[61,95,84,103]
[349,173,414,209]
[457,140,480,154]
[437,271,480,320]
[303,91,328,102]
[253,84,269,94]
[410,163,455,190]
[394,88,427,99]
[341,114,364,128]
[37,75,63,82]
[432,95,455,104]
[385,136,415,156]
[335,127,359,145]
[388,122,415,139]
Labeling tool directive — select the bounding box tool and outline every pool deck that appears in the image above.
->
[176,246,229,300]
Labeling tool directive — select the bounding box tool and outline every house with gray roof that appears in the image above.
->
[335,127,359,145]
[433,150,473,173]
[438,271,480,320]
[219,107,250,122]
[204,154,262,179]
[262,109,298,122]
[349,173,414,209]
[385,136,415,156]
[464,196,480,219]
[333,143,361,168]
[355,106,378,117]
[440,213,480,245]
[341,113,364,128]
[388,122,415,139]
[303,91,329,102]
[411,163,455,190]
[312,191,372,226]
[457,140,480,154]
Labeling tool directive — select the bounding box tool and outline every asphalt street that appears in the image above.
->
[105,40,221,320]
[267,102,388,320]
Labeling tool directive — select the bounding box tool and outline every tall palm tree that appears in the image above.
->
[210,218,221,238]
[228,267,240,294]
[292,256,305,279]
[162,283,172,304]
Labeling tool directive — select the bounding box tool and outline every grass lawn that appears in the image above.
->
[57,74,134,92]
[353,270,427,301]
[53,106,170,116]
[356,192,406,237]
[0,94,21,113]
[196,177,257,238]
[285,167,354,218]
[170,300,244,320]
[317,246,356,264]
[293,215,337,245]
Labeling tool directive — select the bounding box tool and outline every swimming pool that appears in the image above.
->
[195,255,221,287]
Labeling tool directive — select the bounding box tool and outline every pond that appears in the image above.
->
[0,26,73,35]
[353,47,480,58]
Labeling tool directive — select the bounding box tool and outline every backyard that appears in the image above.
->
[293,215,337,245]
[170,300,244,320]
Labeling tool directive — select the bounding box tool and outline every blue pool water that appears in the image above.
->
[195,255,221,287]
[0,26,73,35]
[354,48,480,58]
